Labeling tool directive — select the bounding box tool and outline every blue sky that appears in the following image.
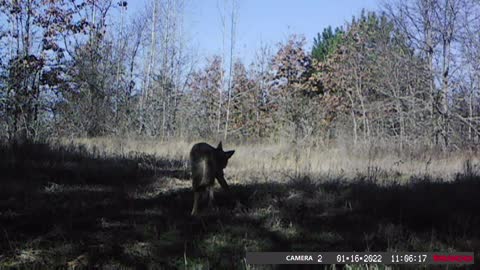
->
[127,0,380,65]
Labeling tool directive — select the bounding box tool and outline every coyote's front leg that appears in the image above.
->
[216,173,230,193]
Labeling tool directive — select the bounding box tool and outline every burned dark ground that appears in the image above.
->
[0,142,479,269]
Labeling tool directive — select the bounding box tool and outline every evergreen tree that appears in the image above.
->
[312,26,344,62]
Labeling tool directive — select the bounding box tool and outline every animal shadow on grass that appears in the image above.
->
[0,143,479,269]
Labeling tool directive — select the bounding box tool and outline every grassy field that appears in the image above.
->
[0,138,479,269]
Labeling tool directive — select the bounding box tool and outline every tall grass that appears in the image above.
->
[60,137,478,182]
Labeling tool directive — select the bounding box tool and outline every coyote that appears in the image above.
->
[190,142,235,215]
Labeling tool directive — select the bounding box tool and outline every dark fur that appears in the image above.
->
[190,142,234,215]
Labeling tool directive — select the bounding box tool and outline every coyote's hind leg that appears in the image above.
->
[208,186,215,208]
[191,191,200,216]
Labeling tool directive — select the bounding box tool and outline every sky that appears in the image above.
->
[127,0,381,65]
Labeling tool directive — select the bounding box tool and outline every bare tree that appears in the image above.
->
[224,0,237,140]
[383,0,480,148]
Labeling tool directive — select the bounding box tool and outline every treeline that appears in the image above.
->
[1,0,480,150]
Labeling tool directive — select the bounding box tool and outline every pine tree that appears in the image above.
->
[312,26,344,62]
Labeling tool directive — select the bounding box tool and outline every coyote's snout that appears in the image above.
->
[190,142,235,216]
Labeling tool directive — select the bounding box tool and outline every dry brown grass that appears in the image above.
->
[60,137,479,183]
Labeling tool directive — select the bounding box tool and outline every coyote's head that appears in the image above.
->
[215,142,235,169]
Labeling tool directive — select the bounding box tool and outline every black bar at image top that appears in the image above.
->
[245,252,475,265]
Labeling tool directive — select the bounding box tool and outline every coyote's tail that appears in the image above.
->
[200,158,208,182]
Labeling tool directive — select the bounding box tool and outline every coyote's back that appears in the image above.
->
[190,142,234,215]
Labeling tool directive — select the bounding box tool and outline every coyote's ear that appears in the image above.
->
[225,150,235,159]
[217,141,223,151]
